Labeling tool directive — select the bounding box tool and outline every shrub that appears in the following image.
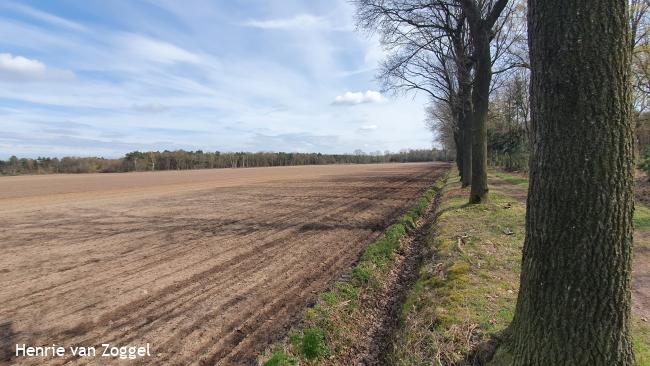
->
[297,328,328,360]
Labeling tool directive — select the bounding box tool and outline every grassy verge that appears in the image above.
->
[261,173,448,366]
[491,170,529,188]
[635,204,650,230]
[390,171,523,365]
[390,170,650,365]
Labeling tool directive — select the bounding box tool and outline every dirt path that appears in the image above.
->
[0,163,448,365]
[487,172,650,322]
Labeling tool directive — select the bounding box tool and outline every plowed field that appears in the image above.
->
[0,163,448,365]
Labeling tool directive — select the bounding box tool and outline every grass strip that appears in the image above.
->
[389,170,650,365]
[389,172,523,365]
[261,173,449,365]
[491,171,529,188]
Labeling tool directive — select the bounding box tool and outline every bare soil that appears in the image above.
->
[0,163,447,365]
[348,186,443,366]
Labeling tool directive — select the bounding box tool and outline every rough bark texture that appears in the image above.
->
[460,0,506,203]
[454,130,463,177]
[506,0,635,364]
[453,28,473,188]
[460,108,473,188]
[458,62,473,189]
[468,27,490,202]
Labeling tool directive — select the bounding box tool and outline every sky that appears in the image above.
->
[0,0,433,159]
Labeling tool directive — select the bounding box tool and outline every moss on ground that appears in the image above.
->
[390,172,523,365]
[390,170,650,365]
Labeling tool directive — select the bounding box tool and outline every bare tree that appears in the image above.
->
[354,0,476,187]
[457,0,509,203]
[354,0,520,203]
[631,0,650,116]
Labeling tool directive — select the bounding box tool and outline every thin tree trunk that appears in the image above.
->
[460,103,473,188]
[503,1,635,364]
[455,36,473,188]
[454,130,463,178]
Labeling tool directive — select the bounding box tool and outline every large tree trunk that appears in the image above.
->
[468,28,490,203]
[505,0,635,364]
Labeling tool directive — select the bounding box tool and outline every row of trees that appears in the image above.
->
[355,0,520,203]
[427,0,649,174]
[0,149,444,175]
[355,0,647,364]
[357,0,648,202]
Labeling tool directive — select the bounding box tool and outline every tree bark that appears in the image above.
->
[460,112,473,187]
[459,66,473,188]
[454,130,463,176]
[454,31,473,188]
[460,0,504,203]
[468,26,490,203]
[505,0,635,364]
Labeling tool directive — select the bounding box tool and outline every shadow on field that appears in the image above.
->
[0,321,15,363]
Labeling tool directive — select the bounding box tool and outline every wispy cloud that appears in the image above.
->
[0,2,86,31]
[333,91,384,105]
[118,34,202,64]
[0,0,433,158]
[242,14,328,30]
[249,132,342,152]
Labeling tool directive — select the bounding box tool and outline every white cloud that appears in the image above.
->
[242,14,328,30]
[333,90,384,105]
[0,53,73,82]
[0,1,434,158]
[120,34,202,64]
[0,53,44,74]
[0,2,86,31]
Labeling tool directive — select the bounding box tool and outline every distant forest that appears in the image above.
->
[0,149,447,175]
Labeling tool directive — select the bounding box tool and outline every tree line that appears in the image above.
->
[0,149,445,175]
[354,0,646,363]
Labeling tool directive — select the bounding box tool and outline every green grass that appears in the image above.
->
[493,169,650,232]
[264,351,297,366]
[635,318,650,366]
[291,328,328,360]
[635,204,650,230]
[391,170,650,365]
[390,173,524,365]
[261,174,448,365]
[492,171,529,188]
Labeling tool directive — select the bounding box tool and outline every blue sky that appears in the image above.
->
[0,0,433,159]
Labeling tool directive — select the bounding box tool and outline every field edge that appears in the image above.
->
[259,171,450,365]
